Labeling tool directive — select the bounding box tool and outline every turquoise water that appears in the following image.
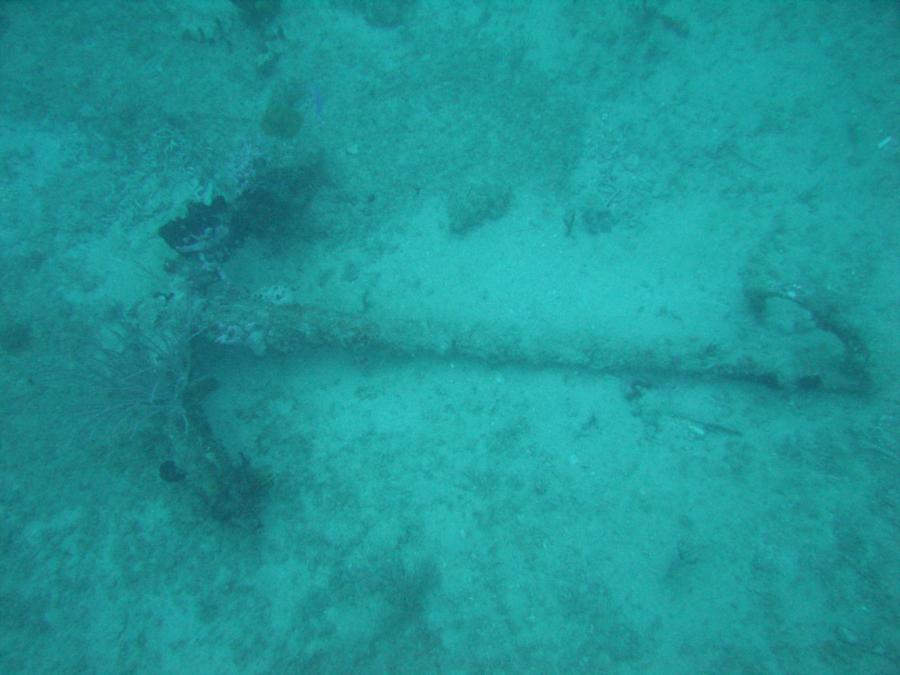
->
[1,1,898,673]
